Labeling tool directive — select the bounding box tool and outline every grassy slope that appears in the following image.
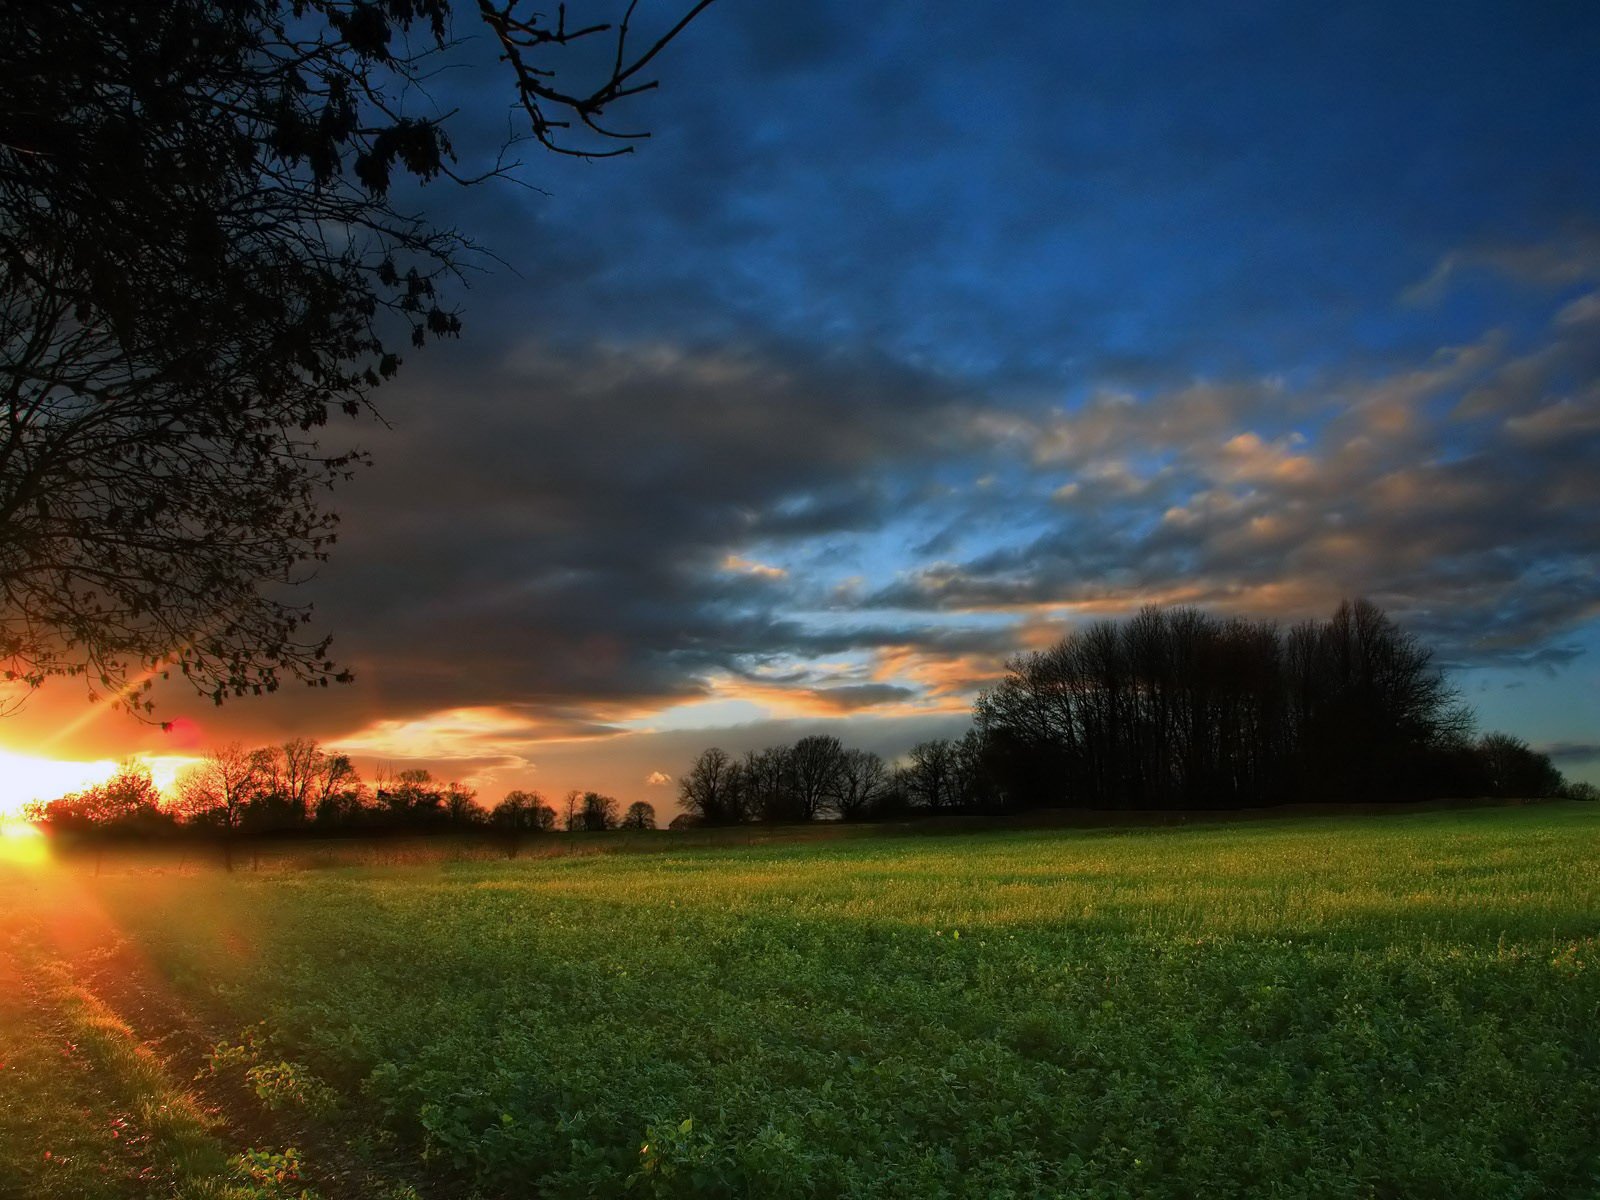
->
[13,803,1600,1198]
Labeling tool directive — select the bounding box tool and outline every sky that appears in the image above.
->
[4,0,1599,812]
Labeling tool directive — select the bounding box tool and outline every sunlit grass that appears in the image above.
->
[4,803,1598,1197]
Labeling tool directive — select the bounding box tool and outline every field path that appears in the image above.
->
[8,869,447,1200]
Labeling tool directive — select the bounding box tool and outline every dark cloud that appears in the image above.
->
[135,336,990,740]
[1543,742,1600,763]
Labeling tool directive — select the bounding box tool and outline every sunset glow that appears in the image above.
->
[0,748,118,818]
[0,748,196,819]
[0,818,47,867]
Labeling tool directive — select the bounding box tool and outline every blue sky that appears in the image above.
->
[23,0,1600,799]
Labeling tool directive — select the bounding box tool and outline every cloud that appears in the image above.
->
[867,298,1600,665]
[645,770,672,786]
[722,554,788,580]
[1404,228,1600,304]
[1542,741,1600,763]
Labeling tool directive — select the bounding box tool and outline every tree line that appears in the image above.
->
[677,600,1590,823]
[25,601,1592,851]
[25,738,659,867]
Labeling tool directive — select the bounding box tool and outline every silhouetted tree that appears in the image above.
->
[311,753,365,825]
[580,791,619,832]
[1476,733,1564,799]
[620,801,658,830]
[276,738,324,824]
[444,782,480,827]
[678,747,742,825]
[491,788,552,856]
[27,760,169,836]
[789,734,845,821]
[904,739,961,811]
[0,0,716,712]
[954,729,999,810]
[381,768,445,825]
[831,749,889,821]
[978,600,1474,810]
[743,746,797,822]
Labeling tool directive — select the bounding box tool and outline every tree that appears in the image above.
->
[443,782,480,826]
[580,791,618,832]
[742,746,796,823]
[620,800,657,830]
[277,738,324,824]
[311,752,364,824]
[1476,733,1564,799]
[382,768,444,822]
[173,742,261,869]
[0,0,716,713]
[903,739,960,811]
[28,760,167,834]
[678,747,743,825]
[491,787,551,856]
[789,734,845,821]
[976,600,1474,810]
[831,748,889,821]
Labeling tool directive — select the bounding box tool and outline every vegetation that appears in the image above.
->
[0,0,715,710]
[3,803,1597,1197]
[24,603,1586,864]
[0,923,308,1198]
[677,602,1581,823]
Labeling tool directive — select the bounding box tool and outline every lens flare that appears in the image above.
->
[0,819,48,867]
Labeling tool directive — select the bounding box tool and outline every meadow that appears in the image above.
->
[2,803,1598,1198]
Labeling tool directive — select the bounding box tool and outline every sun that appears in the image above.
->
[0,819,48,867]
[0,748,118,819]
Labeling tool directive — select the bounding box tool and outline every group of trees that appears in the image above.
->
[974,600,1580,810]
[678,602,1588,823]
[26,737,660,864]
[677,733,994,825]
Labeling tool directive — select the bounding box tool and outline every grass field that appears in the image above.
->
[2,803,1598,1198]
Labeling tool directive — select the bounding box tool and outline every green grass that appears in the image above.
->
[7,803,1600,1197]
[0,923,304,1200]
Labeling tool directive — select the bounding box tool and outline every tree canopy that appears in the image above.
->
[0,0,714,715]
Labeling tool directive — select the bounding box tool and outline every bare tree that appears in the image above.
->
[788,735,845,822]
[678,746,742,824]
[977,600,1473,810]
[172,743,261,870]
[311,752,364,824]
[278,738,323,823]
[831,749,889,821]
[742,746,796,823]
[444,782,480,826]
[580,791,618,832]
[903,740,961,811]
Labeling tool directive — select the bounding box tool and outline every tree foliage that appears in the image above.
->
[976,600,1477,810]
[0,0,713,713]
[620,800,657,830]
